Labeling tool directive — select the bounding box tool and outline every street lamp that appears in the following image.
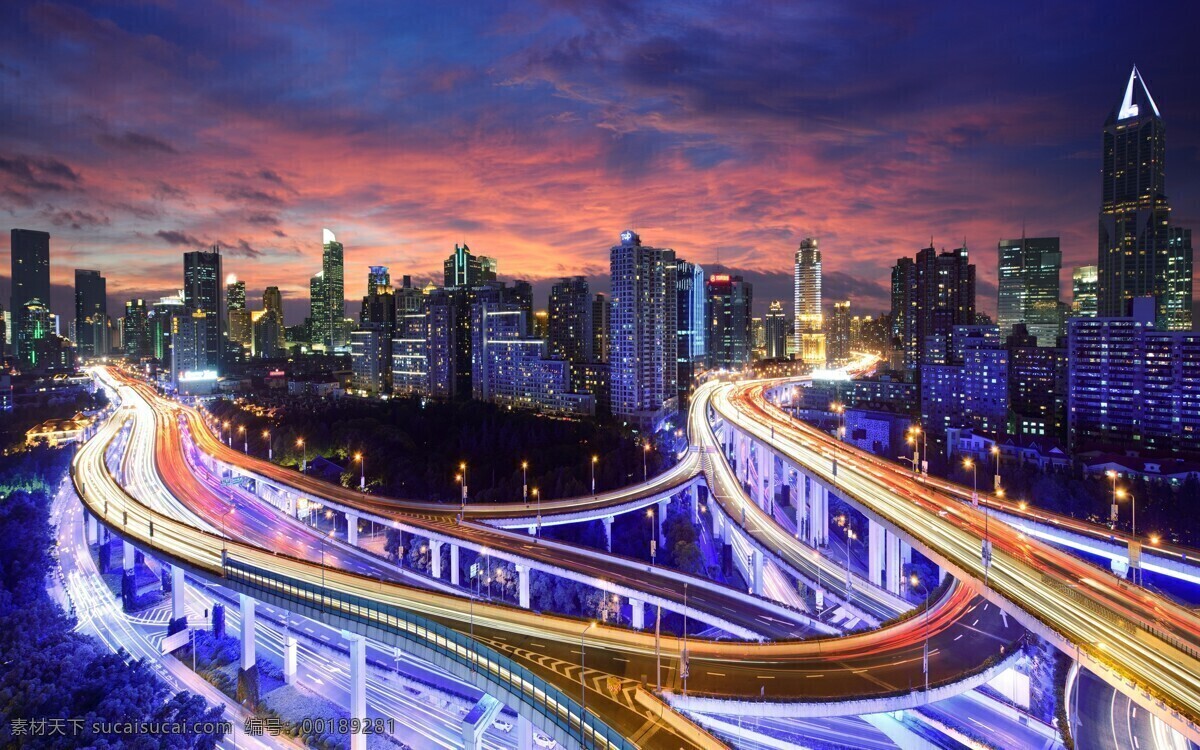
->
[965,457,992,580]
[460,462,468,507]
[239,425,247,453]
[297,438,306,473]
[521,461,528,503]
[647,507,657,564]
[990,445,1001,493]
[1116,488,1139,584]
[532,488,541,538]
[223,421,230,446]
[643,442,650,481]
[319,528,334,603]
[591,455,599,495]
[910,574,931,693]
[1106,470,1119,528]
[355,452,364,490]
[580,620,596,742]
[830,402,845,441]
[845,527,857,605]
[909,424,927,479]
[262,430,272,461]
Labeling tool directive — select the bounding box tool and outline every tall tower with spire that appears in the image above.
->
[1097,66,1192,329]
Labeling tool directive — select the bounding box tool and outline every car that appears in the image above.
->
[534,733,557,748]
[492,719,513,733]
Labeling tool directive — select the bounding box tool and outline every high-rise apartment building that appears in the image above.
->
[591,293,611,363]
[1097,67,1192,330]
[706,274,753,369]
[548,276,593,364]
[443,243,497,288]
[183,246,222,369]
[1007,323,1068,441]
[997,236,1062,345]
[764,300,788,360]
[253,286,285,359]
[74,269,107,357]
[891,245,976,369]
[920,324,1007,437]
[391,277,428,397]
[610,230,677,428]
[1071,266,1098,318]
[311,229,346,349]
[1068,297,1200,456]
[10,229,51,362]
[827,300,852,365]
[794,237,825,365]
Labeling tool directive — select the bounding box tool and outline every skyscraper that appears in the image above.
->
[391,277,428,396]
[996,236,1062,346]
[183,246,222,369]
[794,237,824,364]
[764,300,788,360]
[226,275,250,351]
[1097,67,1192,329]
[74,269,107,357]
[443,244,497,287]
[123,299,150,359]
[610,230,677,427]
[706,273,753,369]
[548,276,593,364]
[10,228,51,361]
[827,300,852,365]
[254,286,285,359]
[360,266,396,330]
[891,245,976,369]
[1071,265,1098,318]
[319,229,346,348]
[675,260,706,403]
[309,271,327,347]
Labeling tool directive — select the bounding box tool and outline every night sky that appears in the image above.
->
[2,1,1199,324]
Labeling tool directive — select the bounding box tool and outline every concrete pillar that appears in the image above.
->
[517,716,534,750]
[239,594,256,670]
[885,530,902,595]
[346,511,359,546]
[813,484,829,546]
[902,542,913,566]
[657,499,669,538]
[450,544,460,586]
[171,566,186,622]
[630,598,645,630]
[516,564,530,609]
[751,548,764,596]
[86,512,98,545]
[868,519,885,588]
[688,483,700,524]
[123,539,135,572]
[602,516,613,552]
[431,541,443,579]
[284,636,298,685]
[345,633,367,750]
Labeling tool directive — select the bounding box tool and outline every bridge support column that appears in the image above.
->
[885,531,902,595]
[602,516,613,552]
[657,499,669,538]
[122,539,136,572]
[868,520,885,588]
[688,483,700,524]
[762,444,775,514]
[630,598,645,630]
[169,566,187,630]
[751,548,764,596]
[516,564,530,609]
[344,632,367,750]
[516,715,534,750]
[284,635,298,685]
[239,594,256,671]
[450,544,460,586]
[346,511,359,546]
[430,541,443,579]
[86,511,98,545]
[810,483,829,546]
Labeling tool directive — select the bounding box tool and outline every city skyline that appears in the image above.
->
[3,2,1200,323]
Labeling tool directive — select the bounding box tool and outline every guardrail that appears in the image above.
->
[222,555,636,750]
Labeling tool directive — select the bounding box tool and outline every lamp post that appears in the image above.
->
[1106,470,1119,528]
[533,488,541,538]
[355,452,364,490]
[830,402,845,441]
[990,444,1001,493]
[521,461,528,503]
[239,425,247,453]
[223,421,230,446]
[319,529,333,602]
[297,438,306,473]
[460,462,468,509]
[643,442,650,482]
[1116,488,1138,584]
[647,507,657,564]
[911,574,930,693]
[591,455,598,495]
[909,424,927,480]
[965,457,991,580]
[580,620,595,743]
[845,527,857,606]
[262,430,272,461]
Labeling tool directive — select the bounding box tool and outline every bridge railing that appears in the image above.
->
[222,556,635,750]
